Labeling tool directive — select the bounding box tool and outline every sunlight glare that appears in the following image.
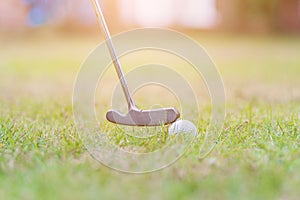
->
[118,0,218,28]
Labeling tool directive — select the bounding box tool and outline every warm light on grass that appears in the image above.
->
[0,31,300,198]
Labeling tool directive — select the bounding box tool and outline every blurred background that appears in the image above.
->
[1,0,300,33]
[0,0,300,103]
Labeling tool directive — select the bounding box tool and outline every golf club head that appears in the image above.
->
[106,107,180,126]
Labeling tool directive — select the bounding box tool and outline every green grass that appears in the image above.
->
[0,30,300,199]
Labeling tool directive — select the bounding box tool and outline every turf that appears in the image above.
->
[0,30,300,200]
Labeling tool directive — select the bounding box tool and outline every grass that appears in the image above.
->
[0,30,300,199]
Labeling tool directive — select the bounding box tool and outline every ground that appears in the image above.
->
[0,30,299,200]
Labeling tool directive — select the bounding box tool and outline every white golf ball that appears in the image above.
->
[168,120,197,136]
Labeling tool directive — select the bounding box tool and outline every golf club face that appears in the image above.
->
[106,107,180,126]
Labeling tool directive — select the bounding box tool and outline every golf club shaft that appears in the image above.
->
[90,0,135,109]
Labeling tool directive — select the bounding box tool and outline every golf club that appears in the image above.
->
[90,0,180,126]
